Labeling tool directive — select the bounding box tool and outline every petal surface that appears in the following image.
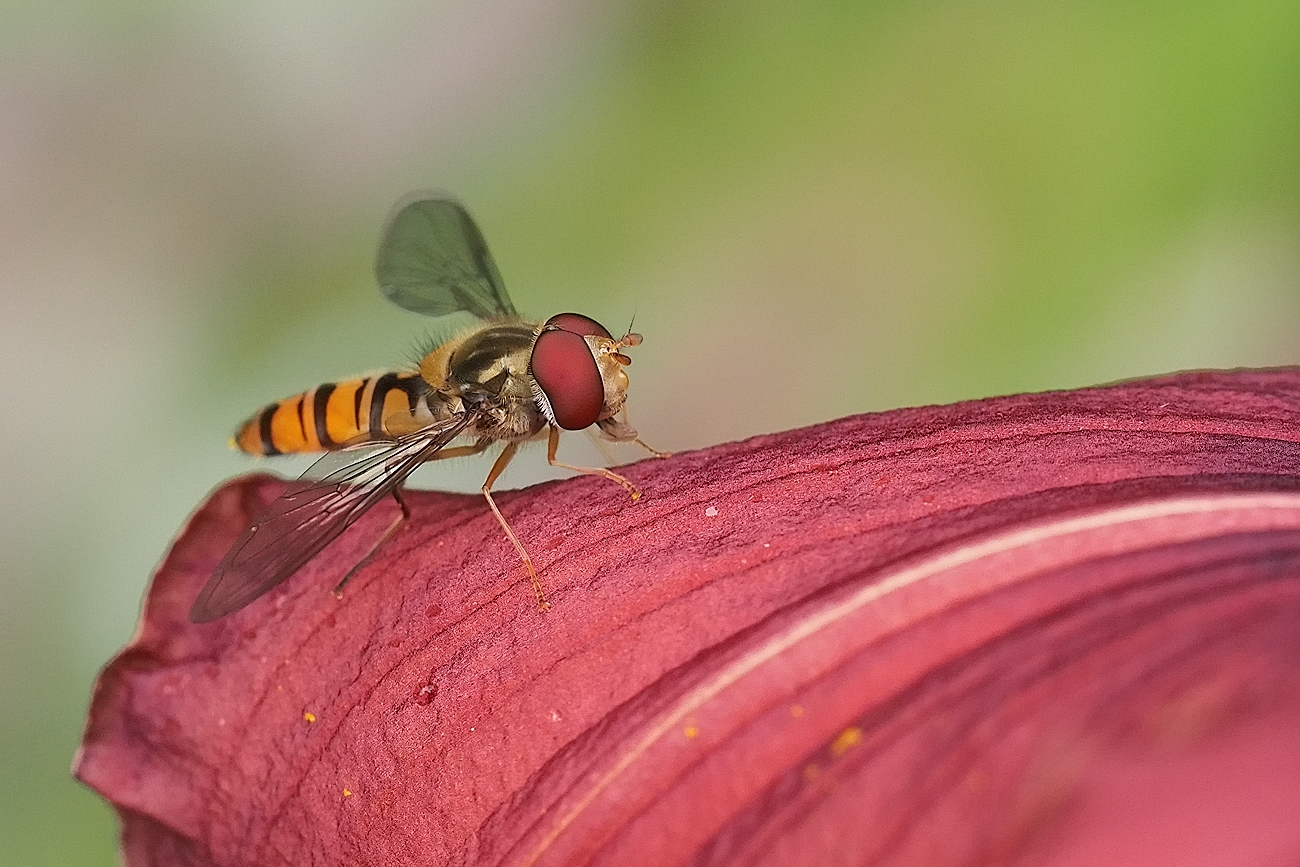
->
[76,368,1300,866]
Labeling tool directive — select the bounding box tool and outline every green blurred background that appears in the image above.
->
[2,1,1298,863]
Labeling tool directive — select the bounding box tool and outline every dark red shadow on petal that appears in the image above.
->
[76,368,1300,866]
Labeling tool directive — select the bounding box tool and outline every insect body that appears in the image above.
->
[189,194,662,623]
[233,371,431,455]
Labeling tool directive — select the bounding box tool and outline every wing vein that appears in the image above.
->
[189,410,479,622]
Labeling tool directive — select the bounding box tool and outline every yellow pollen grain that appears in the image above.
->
[829,726,862,758]
[684,724,699,740]
[790,704,804,718]
[303,711,317,723]
[343,789,352,798]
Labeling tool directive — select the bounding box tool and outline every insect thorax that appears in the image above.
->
[422,320,546,443]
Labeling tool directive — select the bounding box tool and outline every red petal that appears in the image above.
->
[76,368,1300,866]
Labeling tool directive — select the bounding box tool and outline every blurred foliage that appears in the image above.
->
[2,1,1299,864]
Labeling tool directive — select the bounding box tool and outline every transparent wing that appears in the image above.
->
[375,193,518,320]
[189,411,479,622]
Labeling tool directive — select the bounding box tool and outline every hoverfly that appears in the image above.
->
[189,193,664,623]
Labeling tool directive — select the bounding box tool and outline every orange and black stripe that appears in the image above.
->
[234,372,430,456]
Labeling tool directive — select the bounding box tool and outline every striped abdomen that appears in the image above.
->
[234,372,433,456]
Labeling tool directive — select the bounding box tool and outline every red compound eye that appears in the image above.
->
[530,327,604,430]
[543,312,612,340]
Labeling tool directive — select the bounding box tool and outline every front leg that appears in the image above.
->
[548,425,642,501]
[633,438,671,459]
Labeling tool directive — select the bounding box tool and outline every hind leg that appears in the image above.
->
[333,441,492,596]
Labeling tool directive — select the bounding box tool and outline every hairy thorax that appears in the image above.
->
[416,319,547,445]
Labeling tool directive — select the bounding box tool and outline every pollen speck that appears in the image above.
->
[343,789,352,798]
[829,726,862,757]
[684,724,699,739]
[303,711,317,723]
[790,704,804,718]
[705,506,718,517]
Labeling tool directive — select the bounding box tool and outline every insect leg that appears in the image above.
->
[548,425,642,501]
[333,440,492,597]
[620,406,670,458]
[633,438,671,459]
[333,488,411,596]
[481,443,550,612]
[418,442,490,461]
[583,426,621,467]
